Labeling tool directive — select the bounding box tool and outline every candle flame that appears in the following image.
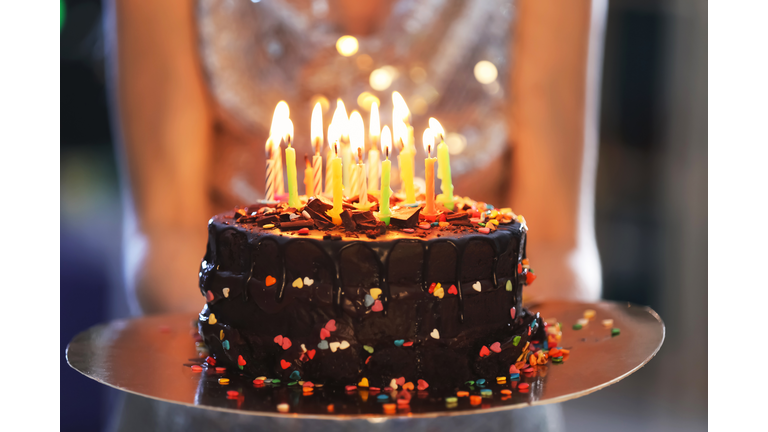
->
[283,118,294,147]
[349,110,365,158]
[381,125,392,158]
[428,117,445,141]
[393,119,408,152]
[332,99,349,140]
[392,91,411,124]
[369,101,380,143]
[327,121,339,155]
[311,102,323,153]
[270,101,290,143]
[422,128,434,156]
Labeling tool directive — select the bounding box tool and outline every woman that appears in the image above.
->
[106,0,605,430]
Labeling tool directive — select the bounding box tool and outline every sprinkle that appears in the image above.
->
[602,319,614,328]
[272,379,281,384]
[345,385,357,392]
[501,389,512,395]
[506,280,513,292]
[472,281,482,292]
[364,294,375,307]
[298,227,309,235]
[280,359,291,369]
[253,379,264,386]
[417,379,429,391]
[439,222,450,228]
[576,318,589,326]
[584,309,597,319]
[262,223,275,229]
[447,284,458,295]
[377,394,390,402]
[552,357,563,363]
[513,336,521,346]
[289,370,301,380]
[222,340,230,350]
[383,403,397,415]
[476,378,486,386]
[358,377,369,387]
[327,404,335,413]
[433,287,445,298]
[478,227,491,234]
[612,328,621,336]
[510,373,520,380]
[394,339,405,347]
[215,367,226,373]
[430,328,440,339]
[490,342,502,353]
[277,403,289,413]
[478,222,486,227]
[325,319,337,331]
[208,314,217,325]
[317,340,329,350]
[470,395,482,405]
[191,365,203,372]
[329,341,340,352]
[457,391,470,397]
[572,323,583,330]
[402,228,415,233]
[371,299,384,312]
[496,376,507,384]
[206,290,214,302]
[237,355,246,366]
[222,288,230,297]
[431,222,439,227]
[479,346,491,357]
[304,277,314,286]
[418,222,432,230]
[445,396,458,404]
[370,288,382,299]
[206,356,216,366]
[481,388,493,397]
[218,378,230,385]
[518,383,530,390]
[292,278,304,289]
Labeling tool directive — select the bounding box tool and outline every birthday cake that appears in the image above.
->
[197,196,543,391]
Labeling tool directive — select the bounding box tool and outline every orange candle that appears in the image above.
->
[423,128,436,216]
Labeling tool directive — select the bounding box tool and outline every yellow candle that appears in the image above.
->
[368,102,380,193]
[430,118,454,210]
[329,149,343,225]
[379,126,393,224]
[332,99,351,190]
[283,118,300,208]
[423,128,437,216]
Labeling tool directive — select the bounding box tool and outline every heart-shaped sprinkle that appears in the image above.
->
[289,370,301,380]
[304,277,314,286]
[219,330,224,340]
[433,287,444,299]
[417,379,429,391]
[282,337,292,350]
[237,355,246,366]
[274,335,283,345]
[363,345,374,353]
[222,340,230,350]
[478,227,490,234]
[396,377,406,386]
[317,340,329,350]
[394,339,404,347]
[292,278,303,288]
[320,328,331,340]
[222,287,230,298]
[358,377,369,387]
[402,228,415,233]
[208,314,217,325]
[329,342,340,352]
[307,349,316,359]
[418,222,432,230]
[298,227,309,235]
[325,319,337,331]
[364,294,374,307]
[448,285,458,295]
[390,379,399,390]
[265,275,277,287]
[506,280,513,292]
[490,342,502,353]
[402,382,414,391]
[280,359,291,369]
[510,307,516,319]
[430,329,440,339]
[206,290,214,302]
[371,299,383,312]
[509,364,520,375]
[472,281,482,292]
[513,336,521,346]
[339,340,350,350]
[370,288,382,299]
[479,345,491,357]
[403,341,413,346]
[428,283,436,294]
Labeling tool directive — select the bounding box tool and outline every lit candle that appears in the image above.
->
[393,92,415,204]
[310,102,324,198]
[327,118,344,225]
[379,125,393,225]
[423,128,437,216]
[394,119,416,204]
[367,102,380,193]
[332,99,352,191]
[264,138,277,201]
[283,118,301,209]
[270,101,289,196]
[430,118,454,210]
[324,123,335,197]
[304,154,313,197]
[349,110,368,207]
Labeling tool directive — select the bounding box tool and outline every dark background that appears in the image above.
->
[60,0,706,430]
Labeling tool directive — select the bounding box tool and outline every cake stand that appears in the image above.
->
[66,300,664,419]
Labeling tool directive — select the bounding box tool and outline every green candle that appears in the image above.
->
[379,126,393,225]
[282,118,300,208]
[430,118,454,211]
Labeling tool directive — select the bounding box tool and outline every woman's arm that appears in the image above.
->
[108,0,212,314]
[507,0,606,302]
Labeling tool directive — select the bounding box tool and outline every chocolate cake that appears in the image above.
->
[197,196,541,390]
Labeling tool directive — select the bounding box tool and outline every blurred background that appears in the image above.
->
[61,0,706,431]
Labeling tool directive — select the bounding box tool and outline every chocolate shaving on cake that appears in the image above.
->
[389,206,422,228]
[445,212,472,226]
[280,219,315,231]
[255,214,280,227]
[340,210,357,231]
[304,197,335,229]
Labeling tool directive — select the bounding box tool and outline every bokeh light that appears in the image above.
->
[473,60,498,84]
[445,132,467,155]
[370,67,396,91]
[336,36,359,57]
[357,92,380,111]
